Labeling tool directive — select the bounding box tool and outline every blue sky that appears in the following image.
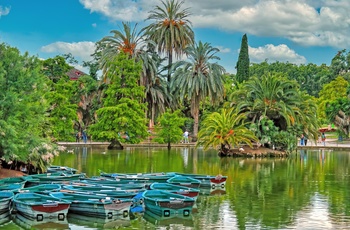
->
[0,0,347,74]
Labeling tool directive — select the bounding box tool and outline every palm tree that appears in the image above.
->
[230,73,319,143]
[171,41,226,139]
[97,22,157,84]
[197,108,258,156]
[143,0,194,83]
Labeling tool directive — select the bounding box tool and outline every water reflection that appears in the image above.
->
[52,148,350,229]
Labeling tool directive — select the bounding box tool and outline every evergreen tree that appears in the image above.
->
[236,34,250,83]
[89,52,148,145]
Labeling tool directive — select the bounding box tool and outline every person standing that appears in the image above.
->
[183,130,189,143]
[82,130,87,143]
[300,134,305,146]
[321,132,326,146]
[75,131,80,143]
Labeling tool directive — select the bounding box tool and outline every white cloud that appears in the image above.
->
[40,41,96,62]
[78,0,350,49]
[0,6,10,17]
[216,46,231,53]
[79,0,158,22]
[248,44,307,64]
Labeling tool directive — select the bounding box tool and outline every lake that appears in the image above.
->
[2,147,350,229]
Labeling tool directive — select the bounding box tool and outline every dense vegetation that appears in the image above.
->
[1,0,350,167]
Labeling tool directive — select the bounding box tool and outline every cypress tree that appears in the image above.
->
[236,34,250,83]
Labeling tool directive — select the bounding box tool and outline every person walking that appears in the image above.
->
[183,130,189,143]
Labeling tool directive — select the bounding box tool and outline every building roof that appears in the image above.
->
[67,68,87,80]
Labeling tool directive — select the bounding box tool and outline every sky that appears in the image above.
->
[0,0,348,74]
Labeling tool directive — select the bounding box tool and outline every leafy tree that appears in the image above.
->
[0,43,60,170]
[197,108,258,156]
[317,76,349,121]
[143,0,195,82]
[45,78,78,141]
[171,41,226,140]
[89,52,148,145]
[325,98,350,137]
[153,109,186,149]
[236,34,250,83]
[41,55,73,83]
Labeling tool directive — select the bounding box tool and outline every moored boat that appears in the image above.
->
[13,192,71,221]
[50,192,132,219]
[46,165,78,174]
[170,172,227,188]
[23,172,86,186]
[149,182,199,199]
[166,175,201,188]
[100,171,173,183]
[0,191,14,213]
[61,184,140,199]
[0,177,27,190]
[142,190,195,217]
[14,184,61,195]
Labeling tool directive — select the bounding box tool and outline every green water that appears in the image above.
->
[3,147,350,229]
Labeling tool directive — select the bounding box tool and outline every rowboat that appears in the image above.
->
[50,192,132,219]
[142,190,195,217]
[166,175,201,188]
[170,173,227,188]
[149,182,200,199]
[13,192,71,221]
[23,172,86,186]
[13,213,69,230]
[100,171,173,183]
[61,184,140,199]
[0,191,14,213]
[80,177,148,190]
[46,165,78,174]
[14,184,62,195]
[0,177,27,190]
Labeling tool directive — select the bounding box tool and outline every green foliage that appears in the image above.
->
[89,52,148,143]
[41,55,73,83]
[318,76,349,121]
[197,108,258,151]
[0,43,61,164]
[236,34,250,83]
[153,109,186,144]
[249,118,279,146]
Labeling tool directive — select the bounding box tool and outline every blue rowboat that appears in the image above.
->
[0,177,27,190]
[80,177,148,190]
[142,190,195,217]
[169,172,227,188]
[0,191,14,213]
[13,192,71,221]
[50,192,132,219]
[14,184,62,195]
[100,171,173,183]
[61,185,140,199]
[149,182,200,200]
[68,212,131,229]
[166,176,201,188]
[46,165,78,174]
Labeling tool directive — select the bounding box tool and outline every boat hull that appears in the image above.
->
[13,193,70,221]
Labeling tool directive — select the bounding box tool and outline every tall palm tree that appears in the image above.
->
[97,22,157,84]
[143,0,194,83]
[197,108,258,155]
[171,41,226,139]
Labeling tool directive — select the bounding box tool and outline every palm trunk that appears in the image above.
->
[167,50,173,83]
[191,95,200,141]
